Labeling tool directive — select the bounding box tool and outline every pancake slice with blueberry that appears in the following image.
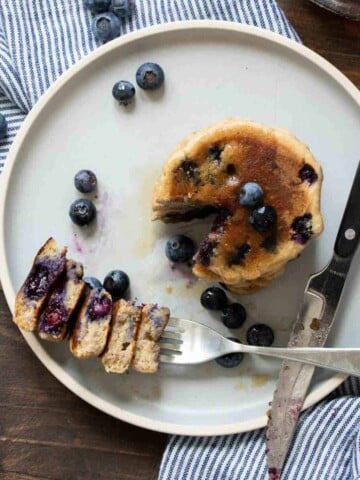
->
[38,260,86,342]
[70,288,112,359]
[132,304,170,373]
[14,238,67,331]
[101,299,142,374]
[152,118,323,293]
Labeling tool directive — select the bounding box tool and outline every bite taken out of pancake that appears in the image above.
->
[152,118,323,294]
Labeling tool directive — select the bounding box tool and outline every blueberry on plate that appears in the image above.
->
[0,113,7,139]
[92,12,121,43]
[110,0,133,17]
[69,199,96,226]
[249,205,277,232]
[84,0,111,14]
[74,169,97,193]
[246,323,274,347]
[136,62,164,90]
[103,270,129,298]
[200,287,228,311]
[221,303,247,329]
[239,182,263,208]
[112,80,135,105]
[216,337,244,368]
[83,277,103,290]
[165,235,195,263]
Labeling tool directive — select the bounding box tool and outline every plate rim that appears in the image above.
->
[0,20,358,436]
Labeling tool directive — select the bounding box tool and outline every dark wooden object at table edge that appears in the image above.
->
[0,2,359,479]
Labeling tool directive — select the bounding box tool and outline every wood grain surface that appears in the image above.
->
[0,2,359,479]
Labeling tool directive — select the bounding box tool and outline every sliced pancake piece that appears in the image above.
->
[153,118,323,293]
[38,260,86,342]
[132,304,170,373]
[14,238,67,331]
[70,288,112,359]
[101,299,142,374]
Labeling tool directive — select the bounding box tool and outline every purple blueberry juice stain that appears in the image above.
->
[268,468,280,480]
[72,234,83,254]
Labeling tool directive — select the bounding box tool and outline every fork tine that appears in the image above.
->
[167,317,186,331]
[159,343,182,353]
[161,330,183,342]
[160,354,178,363]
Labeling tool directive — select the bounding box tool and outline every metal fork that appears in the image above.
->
[160,318,360,376]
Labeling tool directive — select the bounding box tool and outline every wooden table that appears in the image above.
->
[0,2,359,479]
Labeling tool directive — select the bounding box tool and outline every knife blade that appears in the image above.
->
[266,161,360,480]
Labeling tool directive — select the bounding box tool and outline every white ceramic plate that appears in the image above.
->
[1,22,360,436]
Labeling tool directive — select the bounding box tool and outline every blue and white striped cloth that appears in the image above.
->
[0,1,359,479]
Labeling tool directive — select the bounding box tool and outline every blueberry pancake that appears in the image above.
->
[14,238,67,331]
[70,288,112,359]
[153,119,323,293]
[101,299,142,374]
[38,260,86,342]
[132,304,170,373]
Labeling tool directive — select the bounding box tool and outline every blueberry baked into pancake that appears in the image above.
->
[132,304,170,373]
[101,299,142,373]
[38,260,86,342]
[70,287,113,359]
[152,118,323,294]
[14,238,67,331]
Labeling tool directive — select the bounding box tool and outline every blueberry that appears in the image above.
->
[83,277,103,290]
[291,214,313,245]
[208,145,223,163]
[110,0,133,17]
[239,182,264,208]
[229,243,251,266]
[103,270,129,298]
[74,170,97,193]
[200,287,228,310]
[87,294,112,320]
[112,80,135,105]
[247,324,274,347]
[0,113,7,139]
[216,337,244,368]
[195,240,217,267]
[92,12,121,43]
[136,62,164,90]
[165,235,195,263]
[177,160,199,182]
[226,164,236,175]
[299,164,318,185]
[221,303,247,329]
[249,205,277,232]
[84,0,111,14]
[69,199,96,226]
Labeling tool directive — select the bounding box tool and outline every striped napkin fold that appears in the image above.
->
[0,1,359,479]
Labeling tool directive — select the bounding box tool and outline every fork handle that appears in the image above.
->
[242,345,360,376]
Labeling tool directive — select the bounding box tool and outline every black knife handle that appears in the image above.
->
[334,161,360,258]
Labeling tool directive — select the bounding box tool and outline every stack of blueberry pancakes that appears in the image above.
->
[152,118,323,294]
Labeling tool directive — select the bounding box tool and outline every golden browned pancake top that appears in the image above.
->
[153,119,323,290]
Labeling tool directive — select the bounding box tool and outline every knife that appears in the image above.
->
[266,161,360,480]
